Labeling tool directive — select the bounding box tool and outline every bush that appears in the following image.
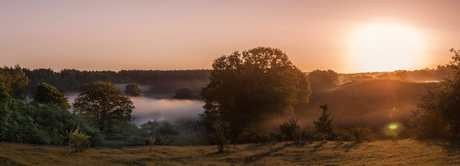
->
[209,121,232,153]
[278,118,303,142]
[65,127,91,152]
[156,120,180,135]
[350,126,373,143]
[237,123,271,143]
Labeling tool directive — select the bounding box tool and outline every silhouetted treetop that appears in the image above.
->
[200,47,311,134]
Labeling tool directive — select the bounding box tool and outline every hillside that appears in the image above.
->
[1,140,460,165]
[291,80,428,128]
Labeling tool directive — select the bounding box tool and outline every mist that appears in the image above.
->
[66,94,205,126]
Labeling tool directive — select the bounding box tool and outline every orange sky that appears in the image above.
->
[1,0,460,73]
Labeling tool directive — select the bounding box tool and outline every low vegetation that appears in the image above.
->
[2,139,460,165]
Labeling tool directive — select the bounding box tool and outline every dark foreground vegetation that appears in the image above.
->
[1,47,460,165]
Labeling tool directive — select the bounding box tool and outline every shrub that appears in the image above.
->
[209,121,232,153]
[237,123,271,143]
[65,127,91,152]
[148,137,156,152]
[351,126,373,143]
[332,128,354,142]
[278,118,303,142]
[156,120,180,135]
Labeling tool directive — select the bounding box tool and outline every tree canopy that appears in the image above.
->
[200,47,311,133]
[124,83,142,96]
[409,48,460,138]
[0,65,29,100]
[174,87,192,99]
[308,69,339,91]
[33,82,71,109]
[73,81,134,133]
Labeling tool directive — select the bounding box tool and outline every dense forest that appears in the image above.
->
[23,69,210,96]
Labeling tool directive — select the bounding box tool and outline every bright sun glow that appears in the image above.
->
[349,24,427,72]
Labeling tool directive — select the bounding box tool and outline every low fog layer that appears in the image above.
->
[66,94,204,126]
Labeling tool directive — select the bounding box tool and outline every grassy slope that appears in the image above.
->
[292,80,427,128]
[2,139,460,166]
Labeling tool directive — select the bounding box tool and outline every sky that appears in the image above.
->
[1,0,460,73]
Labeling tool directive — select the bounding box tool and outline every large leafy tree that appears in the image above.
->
[200,47,311,133]
[73,81,134,133]
[409,49,460,138]
[33,82,71,109]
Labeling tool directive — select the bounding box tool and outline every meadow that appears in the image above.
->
[1,139,460,166]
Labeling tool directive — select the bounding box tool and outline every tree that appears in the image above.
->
[308,70,339,90]
[394,71,407,81]
[0,65,29,100]
[33,82,71,109]
[73,81,134,133]
[124,83,142,96]
[376,73,391,79]
[200,47,311,134]
[313,104,335,138]
[409,49,460,138]
[209,121,232,153]
[174,87,192,99]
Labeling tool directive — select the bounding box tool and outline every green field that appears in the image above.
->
[1,139,459,166]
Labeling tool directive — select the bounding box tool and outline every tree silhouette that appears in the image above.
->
[200,47,311,133]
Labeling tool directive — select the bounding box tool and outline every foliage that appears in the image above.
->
[65,127,91,152]
[124,83,142,96]
[209,121,232,153]
[237,123,272,143]
[0,65,29,100]
[33,82,71,109]
[0,99,104,146]
[155,120,180,135]
[408,49,460,139]
[313,104,335,140]
[73,81,134,133]
[23,68,209,95]
[308,69,339,91]
[174,87,192,99]
[200,47,311,134]
[148,137,156,152]
[278,118,303,142]
[350,126,373,143]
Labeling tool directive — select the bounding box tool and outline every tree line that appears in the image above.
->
[23,68,210,95]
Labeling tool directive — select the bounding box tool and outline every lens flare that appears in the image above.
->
[382,122,403,137]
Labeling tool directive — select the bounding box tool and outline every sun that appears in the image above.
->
[349,24,427,72]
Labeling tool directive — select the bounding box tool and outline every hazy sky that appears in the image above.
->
[1,0,460,73]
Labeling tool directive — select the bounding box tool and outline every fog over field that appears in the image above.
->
[66,94,205,126]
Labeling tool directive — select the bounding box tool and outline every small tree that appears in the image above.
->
[313,104,335,140]
[33,82,71,109]
[278,118,303,142]
[125,83,142,96]
[209,121,232,153]
[73,81,134,133]
[174,87,192,99]
[65,127,91,152]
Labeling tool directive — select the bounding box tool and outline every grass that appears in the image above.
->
[1,139,460,165]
